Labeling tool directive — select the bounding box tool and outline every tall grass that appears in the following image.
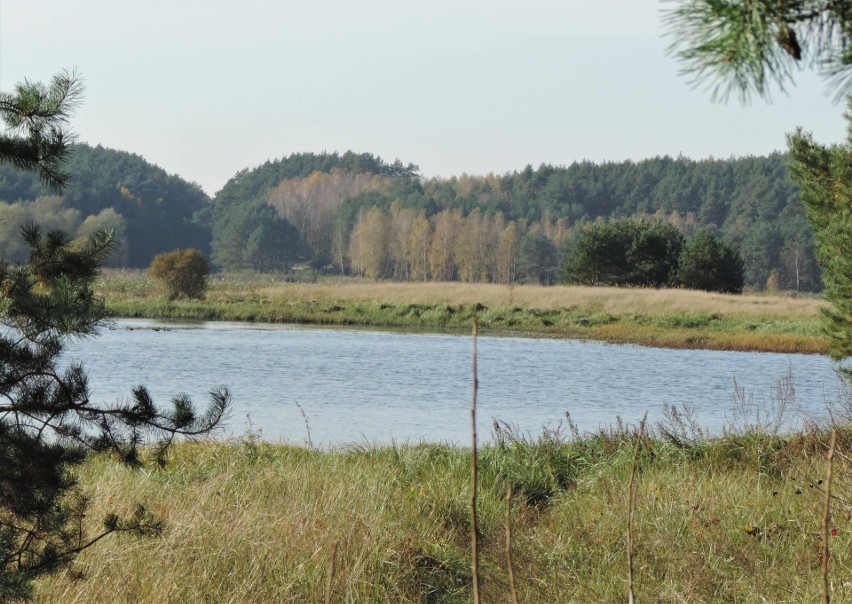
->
[31,423,851,603]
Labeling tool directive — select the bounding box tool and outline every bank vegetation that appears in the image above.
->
[33,414,852,603]
[97,271,827,354]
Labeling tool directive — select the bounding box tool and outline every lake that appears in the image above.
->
[63,319,846,446]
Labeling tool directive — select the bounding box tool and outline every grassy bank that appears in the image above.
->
[97,271,828,354]
[33,425,852,603]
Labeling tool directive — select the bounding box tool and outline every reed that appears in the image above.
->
[325,542,337,604]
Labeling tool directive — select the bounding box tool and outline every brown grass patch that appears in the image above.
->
[255,281,822,319]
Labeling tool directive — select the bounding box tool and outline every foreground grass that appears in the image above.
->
[33,427,852,603]
[97,271,827,354]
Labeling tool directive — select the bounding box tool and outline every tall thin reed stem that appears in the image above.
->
[627,413,647,604]
[822,428,837,604]
[506,482,520,604]
[325,542,337,604]
[470,318,481,604]
[295,401,313,449]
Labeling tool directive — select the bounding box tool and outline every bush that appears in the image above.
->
[149,248,210,299]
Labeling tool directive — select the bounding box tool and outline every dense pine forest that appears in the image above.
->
[0,144,820,291]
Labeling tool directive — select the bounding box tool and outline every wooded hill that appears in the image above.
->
[0,146,820,291]
[204,151,818,291]
[0,143,210,267]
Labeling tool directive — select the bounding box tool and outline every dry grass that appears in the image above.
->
[253,280,823,319]
[31,428,852,603]
[96,271,827,354]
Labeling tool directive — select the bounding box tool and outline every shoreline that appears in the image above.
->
[98,273,829,355]
[105,300,828,355]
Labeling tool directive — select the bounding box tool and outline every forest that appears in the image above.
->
[0,144,820,291]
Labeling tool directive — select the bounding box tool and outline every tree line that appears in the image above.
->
[204,151,817,291]
[0,145,820,291]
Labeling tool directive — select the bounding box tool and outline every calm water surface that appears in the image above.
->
[63,319,845,446]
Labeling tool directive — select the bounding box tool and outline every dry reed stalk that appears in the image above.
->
[470,317,481,604]
[822,428,837,604]
[627,413,647,604]
[325,542,337,604]
[294,400,313,449]
[506,482,520,604]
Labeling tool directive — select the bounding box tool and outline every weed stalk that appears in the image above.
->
[506,482,520,604]
[471,317,481,604]
[822,428,837,604]
[325,542,337,604]
[627,413,647,604]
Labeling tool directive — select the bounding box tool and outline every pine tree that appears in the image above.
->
[677,229,745,293]
[788,100,852,376]
[0,70,83,190]
[666,1,851,373]
[0,225,229,600]
[665,0,852,101]
[1,73,229,600]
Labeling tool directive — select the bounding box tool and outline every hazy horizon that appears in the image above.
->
[1,0,845,196]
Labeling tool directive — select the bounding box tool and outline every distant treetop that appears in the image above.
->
[215,151,419,207]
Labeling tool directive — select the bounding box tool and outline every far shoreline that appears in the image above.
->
[97,272,829,355]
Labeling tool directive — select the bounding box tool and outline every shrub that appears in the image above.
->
[149,248,210,299]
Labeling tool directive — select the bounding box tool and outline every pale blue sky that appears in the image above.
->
[1,0,846,196]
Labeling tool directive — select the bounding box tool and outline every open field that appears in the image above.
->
[33,424,852,603]
[97,271,828,354]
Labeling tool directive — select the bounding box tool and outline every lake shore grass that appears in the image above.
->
[33,424,852,603]
[97,271,828,354]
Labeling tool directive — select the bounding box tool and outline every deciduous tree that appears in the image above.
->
[348,206,388,280]
[429,209,462,282]
[495,221,521,285]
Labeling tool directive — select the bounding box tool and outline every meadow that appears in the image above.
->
[33,420,852,603]
[97,271,827,354]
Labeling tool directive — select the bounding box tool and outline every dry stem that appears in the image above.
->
[822,428,837,604]
[627,413,647,604]
[506,482,520,604]
[325,542,337,604]
[470,317,481,603]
